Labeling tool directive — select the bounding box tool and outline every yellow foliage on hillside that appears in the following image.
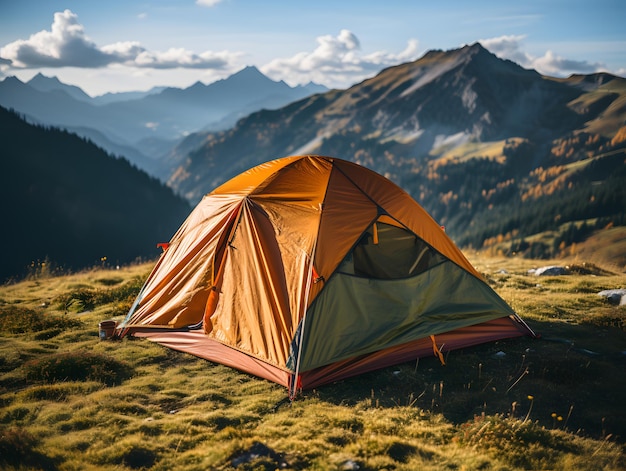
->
[521,166,568,201]
[611,125,626,146]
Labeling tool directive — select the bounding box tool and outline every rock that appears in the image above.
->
[598,289,626,305]
[528,266,569,276]
[231,442,288,468]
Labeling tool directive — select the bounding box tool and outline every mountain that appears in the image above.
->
[166,43,626,263]
[0,76,135,143]
[0,68,328,162]
[91,86,167,105]
[0,106,191,282]
[27,73,93,103]
[132,66,329,136]
[27,72,168,104]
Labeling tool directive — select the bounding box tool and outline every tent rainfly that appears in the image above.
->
[116,155,534,397]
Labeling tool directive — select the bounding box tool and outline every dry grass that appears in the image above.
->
[1,257,625,470]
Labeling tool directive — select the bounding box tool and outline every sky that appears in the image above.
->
[1,0,624,97]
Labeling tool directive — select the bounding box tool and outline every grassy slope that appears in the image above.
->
[0,257,624,470]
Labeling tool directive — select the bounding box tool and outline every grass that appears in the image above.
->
[0,257,624,470]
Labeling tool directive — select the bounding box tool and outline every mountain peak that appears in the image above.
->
[25,73,93,101]
[28,73,62,86]
[229,65,271,83]
[188,80,207,90]
[463,42,488,52]
[2,76,25,86]
[455,42,497,62]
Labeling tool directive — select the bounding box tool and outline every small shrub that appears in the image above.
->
[334,417,364,434]
[24,257,64,280]
[458,414,575,468]
[0,426,57,469]
[96,276,125,286]
[54,275,144,312]
[23,351,133,386]
[102,443,158,469]
[206,414,247,431]
[0,306,82,335]
[0,406,31,424]
[386,441,417,463]
[21,382,103,402]
[123,446,157,469]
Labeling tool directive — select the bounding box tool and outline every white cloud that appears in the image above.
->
[101,41,146,62]
[261,29,420,88]
[196,0,224,7]
[532,50,600,76]
[0,9,240,72]
[479,35,604,76]
[479,35,531,65]
[134,48,237,70]
[1,10,114,68]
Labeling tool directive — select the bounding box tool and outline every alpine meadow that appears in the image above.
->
[1,38,625,471]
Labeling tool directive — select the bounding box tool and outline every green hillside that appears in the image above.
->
[0,106,191,282]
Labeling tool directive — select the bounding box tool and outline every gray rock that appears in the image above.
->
[598,289,626,305]
[528,266,569,276]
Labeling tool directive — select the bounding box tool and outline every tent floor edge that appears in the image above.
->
[298,316,531,389]
[133,330,291,387]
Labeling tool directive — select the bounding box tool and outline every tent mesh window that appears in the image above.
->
[338,222,446,279]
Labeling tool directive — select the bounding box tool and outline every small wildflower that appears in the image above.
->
[557,416,563,421]
[551,413,557,418]
[527,395,534,400]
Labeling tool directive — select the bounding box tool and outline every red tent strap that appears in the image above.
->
[311,264,324,284]
[430,335,446,365]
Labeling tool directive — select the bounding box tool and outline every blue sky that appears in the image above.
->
[1,0,624,96]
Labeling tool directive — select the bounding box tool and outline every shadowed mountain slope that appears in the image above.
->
[0,106,191,282]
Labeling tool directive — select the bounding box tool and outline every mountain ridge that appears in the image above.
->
[163,44,626,264]
[0,66,328,170]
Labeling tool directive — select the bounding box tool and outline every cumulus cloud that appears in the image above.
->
[133,48,232,69]
[532,50,600,76]
[261,29,420,88]
[479,35,604,76]
[479,35,532,65]
[1,10,115,68]
[0,9,240,71]
[196,0,224,7]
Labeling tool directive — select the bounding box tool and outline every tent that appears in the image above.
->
[117,155,534,396]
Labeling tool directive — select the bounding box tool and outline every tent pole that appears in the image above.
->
[289,207,321,400]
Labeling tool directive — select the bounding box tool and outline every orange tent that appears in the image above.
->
[117,155,534,395]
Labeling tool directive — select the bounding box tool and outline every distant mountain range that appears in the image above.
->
[2,43,625,269]
[0,66,327,175]
[0,106,191,282]
[165,43,626,264]
[27,72,168,105]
